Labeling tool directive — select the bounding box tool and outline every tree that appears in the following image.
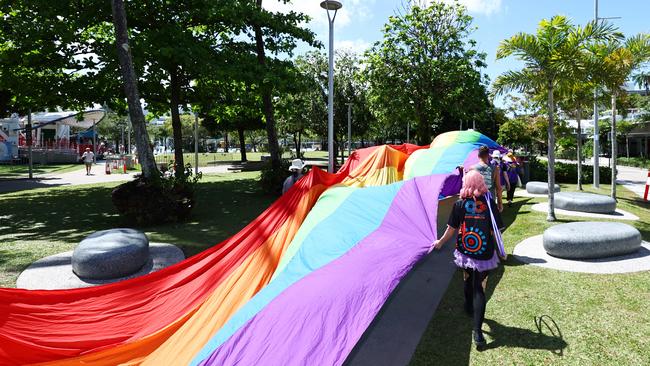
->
[497,117,533,150]
[557,75,597,190]
[364,1,491,145]
[633,71,650,95]
[494,16,619,221]
[110,0,159,179]
[588,34,650,198]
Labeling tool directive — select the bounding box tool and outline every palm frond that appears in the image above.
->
[491,69,543,96]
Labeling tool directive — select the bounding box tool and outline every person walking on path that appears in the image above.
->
[81,148,95,176]
[432,170,506,349]
[503,151,520,206]
[282,159,305,194]
[472,146,504,212]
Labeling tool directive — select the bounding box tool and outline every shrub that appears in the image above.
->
[528,157,612,184]
[259,159,292,195]
[112,163,202,225]
[618,157,650,169]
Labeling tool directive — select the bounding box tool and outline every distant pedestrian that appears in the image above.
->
[490,150,510,206]
[282,159,305,194]
[472,146,503,212]
[81,148,94,176]
[503,151,520,206]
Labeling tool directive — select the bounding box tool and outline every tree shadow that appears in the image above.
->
[0,178,276,260]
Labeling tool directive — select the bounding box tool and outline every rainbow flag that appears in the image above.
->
[0,130,499,365]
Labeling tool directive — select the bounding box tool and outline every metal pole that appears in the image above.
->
[593,0,600,188]
[127,115,131,154]
[27,109,33,179]
[327,11,336,173]
[346,102,352,157]
[92,119,97,163]
[194,112,199,175]
[407,122,410,144]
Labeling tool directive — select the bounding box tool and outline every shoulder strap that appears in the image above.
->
[485,192,506,258]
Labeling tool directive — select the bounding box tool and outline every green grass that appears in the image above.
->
[410,184,650,366]
[1,176,649,364]
[0,163,84,178]
[154,150,328,167]
[0,171,274,287]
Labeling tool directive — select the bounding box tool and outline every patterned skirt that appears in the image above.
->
[454,249,499,272]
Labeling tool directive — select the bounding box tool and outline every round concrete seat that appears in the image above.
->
[543,222,642,259]
[72,229,149,279]
[526,181,560,195]
[554,192,616,214]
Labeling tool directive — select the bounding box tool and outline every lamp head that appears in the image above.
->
[320,1,342,11]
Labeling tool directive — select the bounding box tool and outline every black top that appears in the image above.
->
[448,196,504,260]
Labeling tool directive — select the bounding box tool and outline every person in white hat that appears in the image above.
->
[282,159,305,194]
[490,150,511,205]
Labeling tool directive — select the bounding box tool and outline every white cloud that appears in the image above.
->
[434,0,503,16]
[335,38,372,54]
[263,0,376,30]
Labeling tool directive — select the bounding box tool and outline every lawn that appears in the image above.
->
[410,184,650,366]
[0,176,648,365]
[0,171,274,287]
[0,163,84,179]
[153,150,329,167]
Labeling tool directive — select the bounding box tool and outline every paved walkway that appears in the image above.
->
[542,157,648,199]
[0,161,234,194]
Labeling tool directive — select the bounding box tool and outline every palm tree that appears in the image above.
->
[493,16,619,221]
[632,71,650,95]
[557,80,595,191]
[588,34,650,199]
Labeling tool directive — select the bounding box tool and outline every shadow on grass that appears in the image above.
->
[0,178,275,259]
[483,316,567,355]
[409,196,568,365]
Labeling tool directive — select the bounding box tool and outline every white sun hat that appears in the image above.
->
[491,150,502,159]
[288,159,305,171]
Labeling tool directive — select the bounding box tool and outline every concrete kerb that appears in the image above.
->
[513,235,650,274]
[531,202,639,221]
[16,242,185,290]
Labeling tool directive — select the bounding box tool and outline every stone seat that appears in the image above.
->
[526,181,560,195]
[554,192,616,214]
[72,228,149,280]
[543,222,642,259]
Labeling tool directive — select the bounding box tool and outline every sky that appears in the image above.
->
[264,0,650,107]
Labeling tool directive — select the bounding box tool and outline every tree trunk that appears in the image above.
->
[169,66,184,177]
[416,112,431,145]
[111,0,158,179]
[546,83,557,221]
[297,131,302,159]
[611,94,617,199]
[254,0,281,168]
[224,132,229,153]
[576,107,582,191]
[238,127,247,162]
[292,132,298,158]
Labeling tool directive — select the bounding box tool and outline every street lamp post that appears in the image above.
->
[321,0,342,173]
[593,0,621,188]
[194,112,199,175]
[345,102,352,157]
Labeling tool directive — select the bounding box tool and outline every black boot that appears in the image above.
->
[473,329,486,349]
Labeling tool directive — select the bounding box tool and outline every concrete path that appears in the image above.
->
[542,157,648,199]
[0,161,234,194]
[514,235,650,274]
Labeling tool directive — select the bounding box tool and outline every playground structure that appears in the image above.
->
[0,110,106,164]
[0,130,501,365]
